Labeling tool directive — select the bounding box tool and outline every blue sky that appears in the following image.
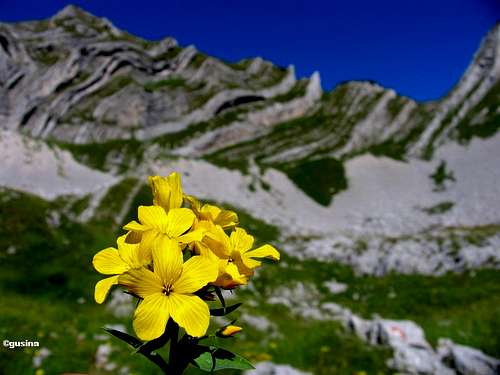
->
[1,0,498,101]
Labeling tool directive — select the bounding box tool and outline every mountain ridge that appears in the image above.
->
[0,5,498,166]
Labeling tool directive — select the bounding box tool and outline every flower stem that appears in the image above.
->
[167,321,183,375]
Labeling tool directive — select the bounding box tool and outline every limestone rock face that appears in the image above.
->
[2,7,498,163]
[0,5,298,143]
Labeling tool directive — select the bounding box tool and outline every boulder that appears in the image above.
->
[438,339,500,375]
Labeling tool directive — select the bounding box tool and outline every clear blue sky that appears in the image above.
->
[1,0,498,101]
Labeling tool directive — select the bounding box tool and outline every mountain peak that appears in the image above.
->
[52,4,93,21]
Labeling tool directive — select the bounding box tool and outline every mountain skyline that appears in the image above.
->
[0,0,498,101]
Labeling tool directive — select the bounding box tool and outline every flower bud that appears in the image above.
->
[217,325,243,337]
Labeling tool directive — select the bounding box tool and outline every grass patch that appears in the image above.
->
[456,81,500,141]
[152,46,182,62]
[273,158,347,206]
[155,109,243,149]
[189,90,216,110]
[92,177,139,227]
[190,53,207,69]
[29,44,68,66]
[259,66,288,88]
[226,58,252,71]
[93,75,135,99]
[430,160,455,191]
[272,80,307,103]
[144,76,186,92]
[386,96,408,119]
[55,137,144,172]
[121,183,152,227]
[68,194,92,216]
[422,201,455,215]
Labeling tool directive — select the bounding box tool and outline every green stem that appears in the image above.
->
[168,321,183,375]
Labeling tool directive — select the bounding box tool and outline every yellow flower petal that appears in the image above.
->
[200,204,221,221]
[233,254,254,278]
[174,256,218,294]
[185,195,202,213]
[177,228,205,244]
[125,230,142,244]
[133,293,170,341]
[203,224,231,258]
[149,173,183,211]
[214,209,238,228]
[152,236,183,286]
[195,241,219,261]
[123,220,146,232]
[138,205,168,230]
[117,234,143,268]
[223,261,248,287]
[214,260,248,289]
[93,248,130,275]
[165,208,195,238]
[166,172,184,210]
[138,229,159,263]
[119,267,163,298]
[94,275,119,304]
[230,228,254,254]
[168,293,210,338]
[242,244,280,269]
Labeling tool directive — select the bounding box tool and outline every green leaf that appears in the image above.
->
[210,302,242,316]
[214,286,226,308]
[104,328,142,348]
[133,327,171,354]
[192,345,254,371]
[104,328,169,371]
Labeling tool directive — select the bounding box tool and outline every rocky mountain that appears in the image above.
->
[1,5,500,375]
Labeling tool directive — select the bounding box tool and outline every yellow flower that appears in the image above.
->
[197,224,279,287]
[193,222,247,288]
[119,237,218,340]
[149,172,183,212]
[185,195,238,228]
[92,234,147,304]
[228,228,280,276]
[197,241,248,289]
[218,325,243,337]
[124,206,204,260]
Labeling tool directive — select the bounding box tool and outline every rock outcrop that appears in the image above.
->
[0,5,302,143]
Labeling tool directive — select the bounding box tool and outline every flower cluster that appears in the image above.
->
[92,172,280,342]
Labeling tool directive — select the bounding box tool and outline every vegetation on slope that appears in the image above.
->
[272,158,348,206]
[250,252,500,358]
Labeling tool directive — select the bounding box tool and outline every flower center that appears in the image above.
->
[162,284,173,296]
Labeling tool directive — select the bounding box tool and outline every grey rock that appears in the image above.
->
[371,319,431,349]
[389,346,455,375]
[438,339,500,375]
